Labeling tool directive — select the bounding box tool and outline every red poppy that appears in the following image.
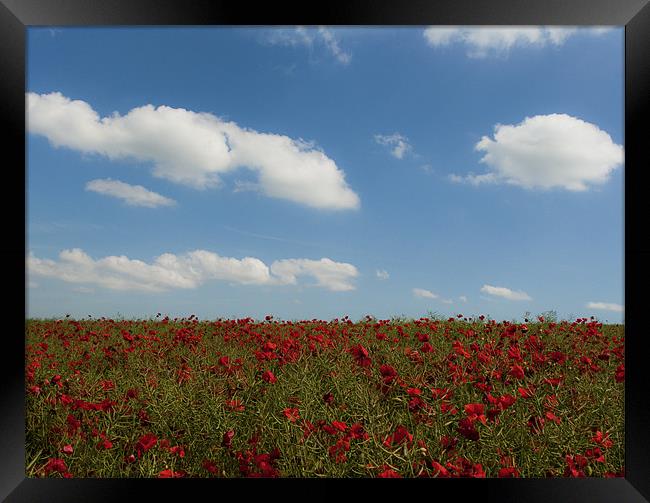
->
[349,423,369,441]
[283,407,300,422]
[158,468,185,478]
[592,430,614,449]
[262,370,277,384]
[349,344,372,367]
[499,394,516,410]
[518,386,535,398]
[43,458,67,475]
[323,392,334,405]
[377,466,402,478]
[332,420,348,432]
[384,425,413,447]
[509,364,525,379]
[545,411,561,424]
[61,445,73,455]
[222,430,235,448]
[169,445,185,457]
[135,433,157,456]
[615,364,625,383]
[498,467,520,478]
[458,418,479,441]
[202,459,219,475]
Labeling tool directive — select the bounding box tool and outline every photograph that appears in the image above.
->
[24,24,627,479]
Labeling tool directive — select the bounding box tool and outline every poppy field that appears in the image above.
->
[25,314,624,478]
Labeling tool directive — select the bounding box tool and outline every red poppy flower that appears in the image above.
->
[458,418,479,441]
[283,407,300,422]
[158,469,185,478]
[332,420,348,432]
[498,467,520,478]
[545,411,561,424]
[592,430,614,449]
[262,370,277,384]
[518,386,535,398]
[421,342,434,353]
[169,445,185,457]
[499,394,516,410]
[323,392,334,405]
[61,445,73,455]
[222,430,235,448]
[384,425,413,447]
[202,459,219,475]
[615,364,625,383]
[377,466,402,478]
[226,399,245,412]
[349,423,369,441]
[135,433,157,456]
[349,344,372,367]
[44,458,67,475]
[509,364,525,379]
[379,364,398,384]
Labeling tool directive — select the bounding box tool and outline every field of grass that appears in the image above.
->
[25,314,624,478]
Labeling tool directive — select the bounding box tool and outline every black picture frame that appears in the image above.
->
[4,0,649,500]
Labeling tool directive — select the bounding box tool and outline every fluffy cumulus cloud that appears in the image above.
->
[423,26,612,58]
[586,301,623,313]
[264,26,351,64]
[481,284,532,301]
[27,92,360,210]
[374,133,411,159]
[376,269,390,280]
[85,178,176,208]
[450,114,623,191]
[27,249,358,293]
[413,288,438,299]
[270,258,359,291]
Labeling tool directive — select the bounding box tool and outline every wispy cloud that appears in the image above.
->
[85,178,176,208]
[375,133,412,159]
[423,26,613,58]
[413,288,438,299]
[264,26,351,65]
[481,284,532,301]
[376,269,390,280]
[586,301,623,313]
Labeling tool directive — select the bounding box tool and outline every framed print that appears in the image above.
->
[2,0,649,501]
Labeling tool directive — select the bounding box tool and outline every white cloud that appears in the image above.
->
[317,27,352,64]
[27,249,358,293]
[459,295,468,302]
[376,269,390,280]
[72,286,94,294]
[413,288,438,299]
[264,26,351,64]
[423,26,612,58]
[270,258,358,291]
[27,92,360,210]
[441,298,453,304]
[85,178,176,208]
[481,284,532,301]
[586,301,623,313]
[375,133,411,159]
[451,114,623,191]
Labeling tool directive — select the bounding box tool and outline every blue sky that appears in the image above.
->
[26,26,624,322]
